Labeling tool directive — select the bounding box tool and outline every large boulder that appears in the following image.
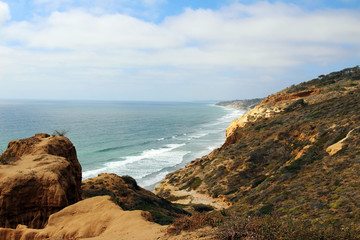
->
[0,133,82,228]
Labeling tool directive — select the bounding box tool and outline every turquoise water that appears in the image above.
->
[0,100,243,189]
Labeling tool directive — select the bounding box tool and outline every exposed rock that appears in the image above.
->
[326,127,360,156]
[261,89,324,104]
[154,179,231,209]
[0,196,166,240]
[0,133,82,229]
[82,173,188,225]
[225,98,306,139]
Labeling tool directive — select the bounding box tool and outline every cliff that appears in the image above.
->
[155,66,360,229]
[0,133,82,229]
[215,98,263,111]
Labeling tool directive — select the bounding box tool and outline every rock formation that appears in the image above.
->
[0,196,166,240]
[0,133,82,228]
[82,173,188,225]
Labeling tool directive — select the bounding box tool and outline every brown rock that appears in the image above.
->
[82,173,188,225]
[261,88,324,104]
[0,133,82,229]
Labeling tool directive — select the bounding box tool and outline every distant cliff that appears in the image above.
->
[155,66,360,230]
[215,98,263,111]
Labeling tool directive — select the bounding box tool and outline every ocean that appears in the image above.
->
[0,100,243,189]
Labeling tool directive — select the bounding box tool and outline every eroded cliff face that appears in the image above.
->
[0,133,82,229]
[155,66,360,226]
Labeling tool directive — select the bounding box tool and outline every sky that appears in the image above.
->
[0,0,359,101]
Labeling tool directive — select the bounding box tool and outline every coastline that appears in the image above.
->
[0,100,243,190]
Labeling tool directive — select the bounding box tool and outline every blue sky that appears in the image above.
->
[0,0,359,101]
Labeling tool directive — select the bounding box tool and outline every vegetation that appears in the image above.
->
[159,66,360,238]
[287,66,360,93]
[82,174,189,225]
[167,211,360,239]
[52,129,68,136]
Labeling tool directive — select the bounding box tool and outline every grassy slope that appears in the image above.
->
[161,66,360,230]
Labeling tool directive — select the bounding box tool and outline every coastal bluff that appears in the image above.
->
[0,133,82,229]
[155,66,360,233]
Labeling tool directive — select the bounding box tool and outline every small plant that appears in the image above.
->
[0,149,16,165]
[52,129,68,136]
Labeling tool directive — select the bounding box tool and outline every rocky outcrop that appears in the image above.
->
[0,133,82,229]
[0,196,166,240]
[154,179,231,209]
[82,173,188,225]
[326,127,360,156]
[261,89,324,104]
[225,98,306,140]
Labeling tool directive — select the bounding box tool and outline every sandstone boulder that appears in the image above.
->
[0,133,82,228]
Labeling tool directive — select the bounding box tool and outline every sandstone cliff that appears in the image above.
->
[0,133,82,228]
[155,66,360,229]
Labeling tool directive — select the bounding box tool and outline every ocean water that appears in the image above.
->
[0,100,243,189]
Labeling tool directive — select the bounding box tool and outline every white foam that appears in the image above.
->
[82,143,188,180]
[106,143,185,168]
[188,132,208,139]
[83,105,245,185]
[139,170,171,188]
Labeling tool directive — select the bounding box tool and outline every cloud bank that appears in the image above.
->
[0,1,359,100]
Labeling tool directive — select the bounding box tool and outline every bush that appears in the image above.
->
[52,129,68,136]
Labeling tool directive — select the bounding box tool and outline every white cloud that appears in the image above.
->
[3,10,186,49]
[0,1,360,100]
[0,1,10,25]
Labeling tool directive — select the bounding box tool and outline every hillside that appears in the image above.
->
[155,66,360,232]
[215,98,263,110]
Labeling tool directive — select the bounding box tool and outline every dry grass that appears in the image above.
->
[167,211,360,240]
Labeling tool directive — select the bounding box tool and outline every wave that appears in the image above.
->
[82,104,244,187]
[83,143,188,180]
[106,143,186,168]
[95,140,153,153]
[139,169,172,188]
[96,146,128,153]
